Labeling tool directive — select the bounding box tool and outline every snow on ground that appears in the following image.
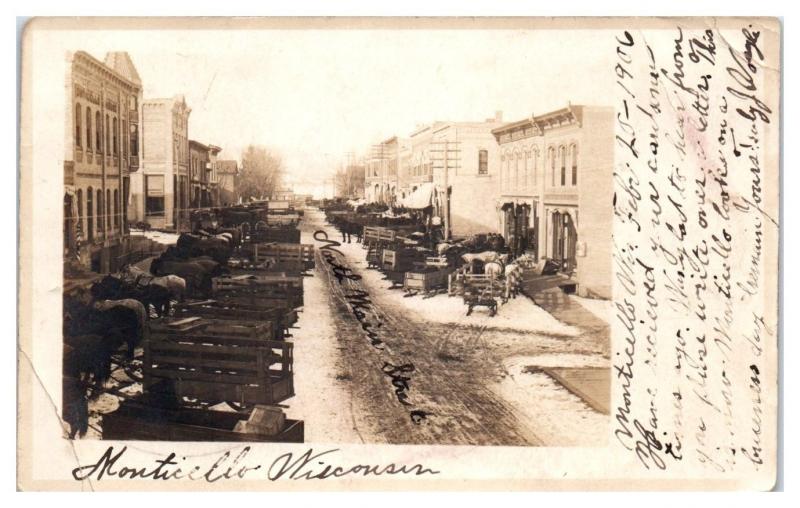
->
[493,355,609,446]
[307,214,580,337]
[569,295,613,325]
[131,229,179,245]
[364,268,579,336]
[283,260,365,444]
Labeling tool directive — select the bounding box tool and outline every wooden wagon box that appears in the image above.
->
[212,273,303,291]
[460,273,505,316]
[173,301,289,339]
[211,295,300,326]
[144,317,294,406]
[102,399,304,443]
[363,226,397,244]
[381,248,425,272]
[253,243,315,270]
[213,286,303,309]
[403,266,455,294]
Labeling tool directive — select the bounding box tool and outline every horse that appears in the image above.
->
[61,293,145,439]
[121,265,187,302]
[91,275,172,318]
[64,292,146,360]
[150,256,223,298]
[176,233,232,264]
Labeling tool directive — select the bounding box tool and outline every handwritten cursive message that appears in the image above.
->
[611,22,778,478]
[72,446,440,482]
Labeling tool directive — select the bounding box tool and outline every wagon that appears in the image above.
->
[253,243,315,271]
[212,273,304,306]
[173,300,292,339]
[363,226,397,245]
[144,317,294,406]
[102,398,304,443]
[209,295,300,326]
[461,273,505,316]
[403,258,455,297]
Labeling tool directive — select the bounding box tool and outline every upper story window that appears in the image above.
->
[548,147,556,187]
[478,149,488,175]
[105,114,111,155]
[532,148,539,186]
[95,112,102,152]
[559,145,566,186]
[570,144,578,186]
[85,108,92,152]
[75,104,82,148]
[113,117,118,155]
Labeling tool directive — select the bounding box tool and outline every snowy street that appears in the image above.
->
[287,210,610,446]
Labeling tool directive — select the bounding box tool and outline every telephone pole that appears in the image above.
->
[430,139,460,240]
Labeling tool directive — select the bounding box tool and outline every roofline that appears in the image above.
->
[72,50,141,90]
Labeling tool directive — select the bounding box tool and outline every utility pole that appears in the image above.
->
[430,138,460,240]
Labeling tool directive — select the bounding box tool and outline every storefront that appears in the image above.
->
[544,205,578,274]
[499,199,538,259]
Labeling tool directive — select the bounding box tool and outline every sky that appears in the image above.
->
[68,24,617,197]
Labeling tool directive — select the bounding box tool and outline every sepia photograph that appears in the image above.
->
[59,23,614,448]
[17,15,781,490]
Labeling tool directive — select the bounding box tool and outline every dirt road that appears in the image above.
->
[300,211,548,446]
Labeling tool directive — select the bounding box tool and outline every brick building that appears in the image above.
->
[402,114,504,238]
[492,105,614,298]
[365,136,407,205]
[129,95,191,230]
[63,51,142,273]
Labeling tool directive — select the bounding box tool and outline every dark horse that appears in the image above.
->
[91,274,172,317]
[62,292,146,438]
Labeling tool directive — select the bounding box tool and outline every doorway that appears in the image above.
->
[550,211,577,273]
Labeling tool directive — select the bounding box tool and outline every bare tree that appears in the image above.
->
[239,145,284,201]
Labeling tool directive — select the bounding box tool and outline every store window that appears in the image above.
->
[145,175,166,217]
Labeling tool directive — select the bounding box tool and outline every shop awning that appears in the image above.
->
[399,182,434,209]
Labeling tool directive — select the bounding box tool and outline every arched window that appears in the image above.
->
[95,112,102,152]
[559,145,566,186]
[75,104,82,148]
[105,114,110,155]
[113,117,118,155]
[524,151,531,189]
[85,107,92,152]
[570,144,578,186]
[532,148,539,187]
[514,152,520,188]
[106,189,111,231]
[97,189,104,232]
[114,189,119,227]
[548,147,556,187]
[76,189,83,235]
[86,187,94,241]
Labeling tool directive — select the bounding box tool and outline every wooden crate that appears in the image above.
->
[173,301,288,339]
[363,226,396,244]
[213,285,303,309]
[211,295,300,325]
[144,318,294,406]
[213,273,303,291]
[253,243,315,269]
[403,267,455,295]
[381,248,425,272]
[102,399,304,443]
